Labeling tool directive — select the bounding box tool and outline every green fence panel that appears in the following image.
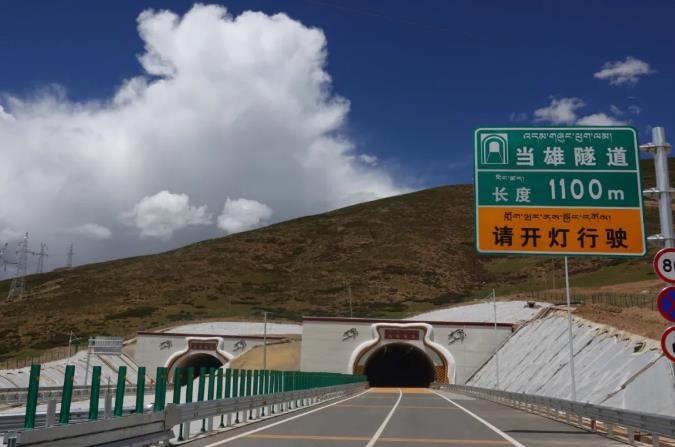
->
[218,368,225,427]
[113,366,127,417]
[135,367,146,414]
[172,367,182,405]
[239,369,246,398]
[59,364,76,424]
[154,367,167,412]
[88,366,101,421]
[208,367,216,401]
[233,369,241,423]
[245,370,252,397]
[216,368,223,400]
[186,367,194,403]
[23,364,40,429]
[198,367,206,402]
[225,368,232,398]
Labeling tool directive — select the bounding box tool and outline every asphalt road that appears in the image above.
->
[182,388,627,447]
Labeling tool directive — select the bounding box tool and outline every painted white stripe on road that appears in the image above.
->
[366,388,402,447]
[431,390,525,447]
[200,389,371,446]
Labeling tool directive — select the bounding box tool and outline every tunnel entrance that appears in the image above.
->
[364,343,436,387]
[172,353,225,385]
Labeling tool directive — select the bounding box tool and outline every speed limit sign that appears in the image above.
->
[654,248,675,283]
[661,326,675,362]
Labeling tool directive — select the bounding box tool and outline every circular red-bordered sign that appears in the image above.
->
[653,248,675,283]
[661,326,675,362]
[657,287,675,323]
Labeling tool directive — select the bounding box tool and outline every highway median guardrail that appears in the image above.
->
[2,365,366,446]
[447,384,675,447]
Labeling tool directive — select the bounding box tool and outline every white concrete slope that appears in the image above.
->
[410,300,551,324]
[0,350,139,388]
[468,312,675,416]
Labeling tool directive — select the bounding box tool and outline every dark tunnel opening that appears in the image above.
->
[364,343,436,388]
[172,353,224,385]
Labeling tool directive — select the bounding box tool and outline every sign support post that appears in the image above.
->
[564,256,577,401]
[491,289,500,390]
[640,127,673,247]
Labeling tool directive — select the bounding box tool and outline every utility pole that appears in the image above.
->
[262,311,269,372]
[35,243,48,274]
[67,331,80,363]
[347,283,353,318]
[66,243,74,268]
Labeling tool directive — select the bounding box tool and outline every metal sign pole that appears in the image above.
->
[492,289,500,389]
[263,311,269,373]
[641,126,674,247]
[653,127,673,248]
[564,256,577,401]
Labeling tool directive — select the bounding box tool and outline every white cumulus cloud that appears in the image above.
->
[594,57,655,85]
[123,191,212,239]
[217,198,273,234]
[0,4,405,269]
[576,113,625,126]
[533,97,626,126]
[358,154,378,166]
[61,223,112,240]
[533,98,585,125]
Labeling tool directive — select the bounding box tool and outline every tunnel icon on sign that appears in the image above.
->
[481,134,508,165]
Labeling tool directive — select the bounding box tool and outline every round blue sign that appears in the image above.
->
[657,287,675,323]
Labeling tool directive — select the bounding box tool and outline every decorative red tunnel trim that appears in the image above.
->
[303,316,514,329]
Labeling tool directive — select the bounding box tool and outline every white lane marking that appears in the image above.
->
[200,389,371,446]
[431,389,525,447]
[365,388,403,447]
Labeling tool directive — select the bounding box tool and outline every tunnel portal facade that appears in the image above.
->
[300,317,514,386]
[135,331,286,382]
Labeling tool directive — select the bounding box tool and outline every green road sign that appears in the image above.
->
[474,127,646,256]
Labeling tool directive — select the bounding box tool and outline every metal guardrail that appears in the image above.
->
[14,411,169,447]
[7,382,365,446]
[0,384,155,406]
[448,384,675,446]
[0,407,141,433]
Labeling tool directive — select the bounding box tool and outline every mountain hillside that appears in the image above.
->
[0,159,668,360]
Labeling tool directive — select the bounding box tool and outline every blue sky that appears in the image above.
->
[0,1,673,268]
[1,0,672,187]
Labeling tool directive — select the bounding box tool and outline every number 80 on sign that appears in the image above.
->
[653,248,675,283]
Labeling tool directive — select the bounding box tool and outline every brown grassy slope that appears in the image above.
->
[229,340,301,371]
[0,159,669,360]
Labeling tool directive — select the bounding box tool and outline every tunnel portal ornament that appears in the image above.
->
[159,340,173,350]
[448,329,466,345]
[233,340,247,352]
[342,328,359,341]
